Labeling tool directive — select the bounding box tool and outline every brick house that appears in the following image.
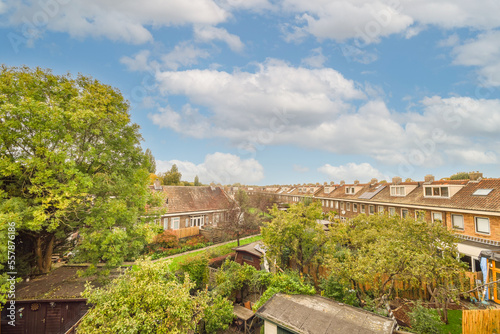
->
[253,173,500,303]
[150,180,232,231]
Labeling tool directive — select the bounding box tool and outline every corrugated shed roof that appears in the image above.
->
[256,294,395,334]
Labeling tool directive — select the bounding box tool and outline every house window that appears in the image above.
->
[346,202,351,211]
[475,217,490,234]
[214,213,220,225]
[369,205,375,215]
[432,212,443,223]
[163,218,169,230]
[424,186,450,198]
[378,206,384,214]
[389,207,396,216]
[340,202,344,210]
[351,187,355,194]
[345,187,350,194]
[242,254,254,262]
[353,203,358,212]
[390,186,405,196]
[185,218,189,228]
[335,201,339,209]
[401,209,409,218]
[361,204,365,213]
[452,214,464,230]
[171,217,180,230]
[415,210,425,221]
[190,216,204,227]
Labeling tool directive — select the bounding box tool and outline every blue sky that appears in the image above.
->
[1,0,500,185]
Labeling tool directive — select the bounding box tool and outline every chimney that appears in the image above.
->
[154,178,162,190]
[424,174,435,183]
[469,171,483,181]
[370,178,378,185]
[324,182,328,185]
[340,180,345,186]
[392,176,402,185]
[354,180,360,185]
[330,181,335,186]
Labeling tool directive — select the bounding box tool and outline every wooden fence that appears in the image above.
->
[462,309,500,334]
[171,226,200,239]
[301,263,480,301]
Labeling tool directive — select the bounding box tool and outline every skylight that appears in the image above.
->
[472,189,493,196]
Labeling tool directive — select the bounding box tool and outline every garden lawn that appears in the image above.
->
[166,235,262,271]
[437,310,462,334]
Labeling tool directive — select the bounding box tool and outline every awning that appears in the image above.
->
[457,240,500,258]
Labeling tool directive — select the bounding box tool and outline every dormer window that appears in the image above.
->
[345,187,355,194]
[390,186,405,196]
[424,186,449,198]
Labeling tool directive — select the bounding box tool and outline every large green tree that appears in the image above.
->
[326,213,466,322]
[0,66,161,274]
[79,260,234,334]
[144,148,156,174]
[262,201,327,272]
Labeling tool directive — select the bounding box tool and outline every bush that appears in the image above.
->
[202,293,236,334]
[178,254,209,290]
[320,274,359,307]
[147,230,178,253]
[409,302,442,334]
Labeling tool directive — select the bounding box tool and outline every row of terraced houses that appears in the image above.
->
[248,172,500,304]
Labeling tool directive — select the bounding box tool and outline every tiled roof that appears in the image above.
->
[270,178,500,213]
[158,186,232,214]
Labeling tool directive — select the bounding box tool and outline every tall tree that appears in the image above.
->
[144,148,156,174]
[161,164,182,185]
[262,201,327,272]
[0,66,161,274]
[326,213,466,321]
[194,175,201,186]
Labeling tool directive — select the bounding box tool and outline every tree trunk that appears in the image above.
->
[35,233,55,274]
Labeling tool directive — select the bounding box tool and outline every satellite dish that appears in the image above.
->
[341,210,346,215]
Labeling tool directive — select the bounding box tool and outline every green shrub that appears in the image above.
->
[320,274,359,307]
[178,254,209,290]
[409,302,442,334]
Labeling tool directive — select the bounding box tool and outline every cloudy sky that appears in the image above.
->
[2,0,500,185]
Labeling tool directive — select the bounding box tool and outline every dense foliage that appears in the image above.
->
[178,254,210,290]
[79,260,234,334]
[0,66,162,276]
[262,201,327,272]
[408,302,442,334]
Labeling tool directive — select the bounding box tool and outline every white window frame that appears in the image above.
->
[390,186,405,196]
[369,205,375,215]
[335,201,339,209]
[378,206,384,214]
[401,209,409,218]
[432,212,443,223]
[185,218,190,228]
[346,202,351,211]
[340,202,344,210]
[353,203,358,212]
[171,217,180,230]
[163,218,169,230]
[361,204,365,213]
[475,217,490,235]
[452,214,464,230]
[389,207,396,216]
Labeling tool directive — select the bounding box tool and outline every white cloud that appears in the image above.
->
[161,42,211,70]
[452,30,500,87]
[157,152,264,184]
[301,47,327,68]
[120,50,153,72]
[3,0,228,44]
[318,162,387,183]
[150,59,500,169]
[445,149,497,165]
[280,1,500,43]
[194,25,244,52]
[218,0,274,12]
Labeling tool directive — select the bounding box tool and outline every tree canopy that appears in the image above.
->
[0,66,162,274]
[79,260,234,334]
[144,148,156,174]
[160,164,182,185]
[262,201,327,272]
